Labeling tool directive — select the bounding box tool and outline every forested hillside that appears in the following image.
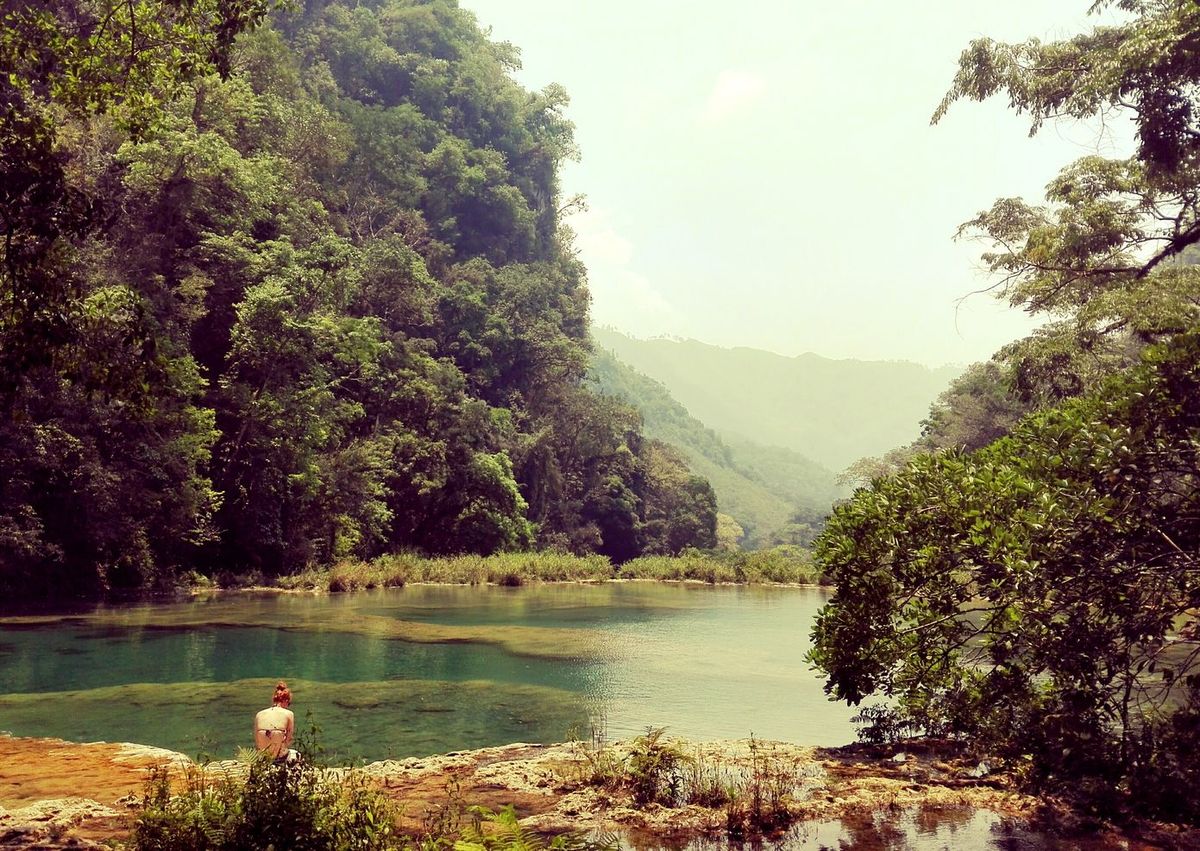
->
[592,328,960,472]
[588,350,843,547]
[0,0,717,597]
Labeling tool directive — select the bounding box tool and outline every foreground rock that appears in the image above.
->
[371,738,1056,837]
[0,736,187,848]
[2,735,1197,849]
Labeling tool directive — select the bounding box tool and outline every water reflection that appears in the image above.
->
[628,807,1141,851]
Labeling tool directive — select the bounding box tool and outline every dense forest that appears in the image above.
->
[811,0,1200,823]
[0,0,719,598]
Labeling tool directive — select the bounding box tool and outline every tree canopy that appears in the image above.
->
[0,0,717,597]
[812,0,1200,822]
[935,0,1200,343]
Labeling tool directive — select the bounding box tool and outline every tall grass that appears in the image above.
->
[270,547,826,593]
[617,547,824,585]
[274,552,612,592]
[570,728,806,839]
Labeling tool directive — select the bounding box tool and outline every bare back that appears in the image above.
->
[254,705,295,758]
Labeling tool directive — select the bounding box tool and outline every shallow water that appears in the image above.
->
[629,806,1150,850]
[0,584,858,760]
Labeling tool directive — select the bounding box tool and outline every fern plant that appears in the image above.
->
[626,728,692,807]
[455,806,617,851]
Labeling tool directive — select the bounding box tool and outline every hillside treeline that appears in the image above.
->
[588,347,843,548]
[0,0,717,597]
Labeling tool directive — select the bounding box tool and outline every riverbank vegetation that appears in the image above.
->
[574,729,801,839]
[0,0,721,602]
[13,732,1197,850]
[130,752,612,851]
[267,546,824,592]
[126,733,811,850]
[812,0,1200,827]
[132,756,400,851]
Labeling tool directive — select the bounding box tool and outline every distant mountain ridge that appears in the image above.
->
[592,328,961,472]
[587,349,843,547]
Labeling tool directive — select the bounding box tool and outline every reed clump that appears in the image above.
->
[571,729,807,839]
[275,552,612,592]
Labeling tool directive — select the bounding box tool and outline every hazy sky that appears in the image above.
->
[463,1,1133,367]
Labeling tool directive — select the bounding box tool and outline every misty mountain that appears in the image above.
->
[592,328,961,473]
[587,348,844,547]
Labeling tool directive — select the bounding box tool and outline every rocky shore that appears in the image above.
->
[0,736,186,848]
[1,734,1195,850]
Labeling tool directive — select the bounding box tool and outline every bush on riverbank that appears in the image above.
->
[131,756,400,851]
[129,753,618,851]
[271,548,825,593]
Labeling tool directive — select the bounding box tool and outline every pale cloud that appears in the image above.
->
[570,206,634,266]
[700,69,767,124]
[570,208,680,335]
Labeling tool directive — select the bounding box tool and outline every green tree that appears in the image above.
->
[845,0,1200,487]
[637,441,718,555]
[810,332,1200,818]
[934,0,1200,348]
[0,0,267,595]
[1,0,720,594]
[814,1,1200,821]
[1,0,271,375]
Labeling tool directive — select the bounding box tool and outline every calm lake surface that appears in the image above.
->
[2,584,1159,850]
[0,583,859,760]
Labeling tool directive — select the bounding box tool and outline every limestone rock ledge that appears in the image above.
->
[0,798,119,849]
[8,734,1171,849]
[0,734,187,848]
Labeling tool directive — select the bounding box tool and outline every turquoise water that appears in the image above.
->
[0,584,858,760]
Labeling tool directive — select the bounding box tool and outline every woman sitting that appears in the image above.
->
[254,681,299,763]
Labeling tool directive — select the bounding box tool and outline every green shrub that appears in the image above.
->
[129,754,400,851]
[457,806,617,851]
[131,764,238,851]
[626,728,692,806]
